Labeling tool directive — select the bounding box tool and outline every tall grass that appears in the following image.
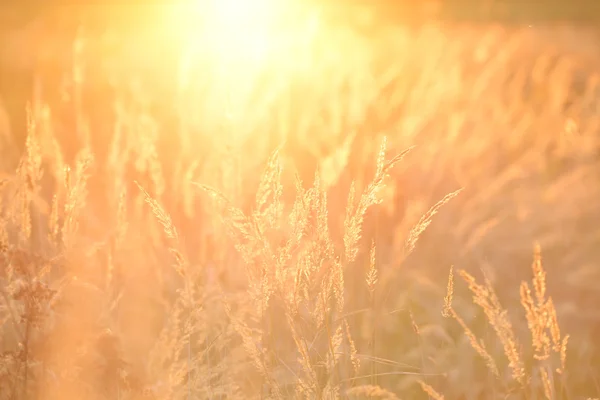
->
[0,9,599,399]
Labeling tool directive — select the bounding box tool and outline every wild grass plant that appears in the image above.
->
[0,7,599,399]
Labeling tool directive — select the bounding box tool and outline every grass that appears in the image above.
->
[0,7,600,399]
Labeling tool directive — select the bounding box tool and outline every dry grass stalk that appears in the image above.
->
[344,138,412,265]
[448,306,500,377]
[196,139,406,397]
[442,265,454,318]
[135,181,178,241]
[442,266,500,377]
[417,379,445,400]
[446,244,572,398]
[344,319,360,376]
[48,194,59,246]
[405,188,463,257]
[540,366,554,400]
[520,243,569,374]
[459,269,525,383]
[61,148,93,249]
[366,240,378,297]
[135,181,187,280]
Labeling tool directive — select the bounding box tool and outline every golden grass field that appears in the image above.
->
[0,3,600,399]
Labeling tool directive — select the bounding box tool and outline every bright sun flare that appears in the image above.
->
[158,0,316,135]
[175,0,289,62]
[204,0,277,31]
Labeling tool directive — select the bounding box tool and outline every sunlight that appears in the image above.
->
[163,0,321,138]
[175,0,290,62]
[204,0,277,32]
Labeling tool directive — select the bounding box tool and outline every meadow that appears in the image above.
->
[0,4,600,399]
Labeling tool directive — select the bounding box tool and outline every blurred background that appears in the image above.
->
[1,1,600,399]
[2,0,600,140]
[2,0,600,134]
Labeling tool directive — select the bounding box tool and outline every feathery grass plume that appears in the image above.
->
[520,281,550,360]
[313,269,335,331]
[449,307,500,377]
[196,155,299,395]
[547,297,562,354]
[532,243,546,306]
[459,269,525,383]
[366,240,378,296]
[254,147,284,232]
[374,136,388,179]
[194,182,264,272]
[288,171,310,239]
[24,103,43,191]
[135,181,178,241]
[346,384,400,399]
[442,266,454,318]
[15,159,33,245]
[344,319,360,376]
[135,181,186,278]
[540,367,553,400]
[62,148,93,249]
[558,335,569,374]
[343,138,412,264]
[332,256,345,315]
[147,293,187,393]
[405,188,463,256]
[276,174,311,299]
[520,244,569,370]
[417,380,444,400]
[228,308,280,397]
[286,311,319,397]
[344,181,359,263]
[521,245,552,360]
[324,324,344,388]
[309,170,340,313]
[12,105,44,245]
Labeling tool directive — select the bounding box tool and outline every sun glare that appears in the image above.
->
[204,0,277,31]
[174,0,291,62]
[163,0,320,131]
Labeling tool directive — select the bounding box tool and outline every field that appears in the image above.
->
[1,4,600,399]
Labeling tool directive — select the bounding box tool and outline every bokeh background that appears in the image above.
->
[1,1,600,399]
